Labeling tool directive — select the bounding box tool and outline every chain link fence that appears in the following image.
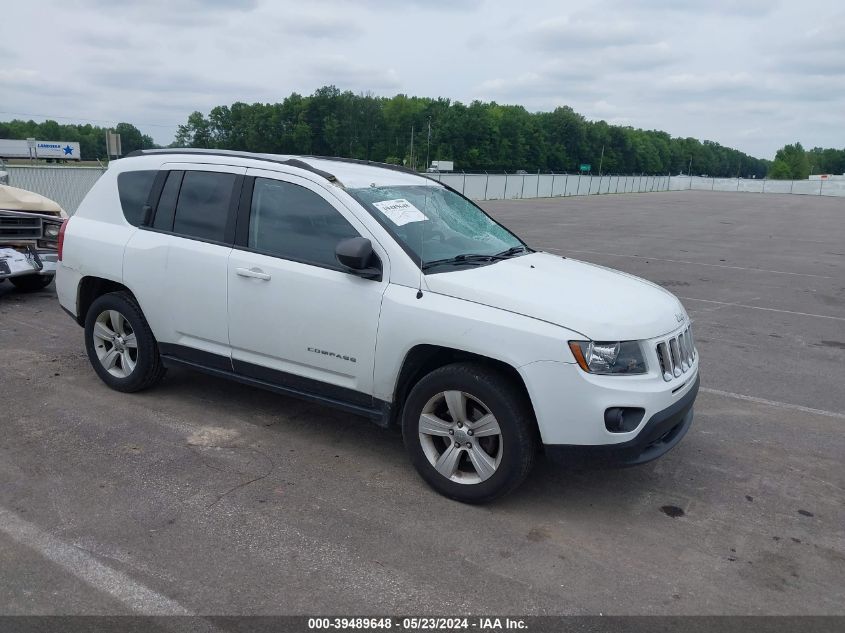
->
[4,165,843,214]
[5,165,106,214]
[429,172,670,199]
[431,172,845,199]
[669,175,845,196]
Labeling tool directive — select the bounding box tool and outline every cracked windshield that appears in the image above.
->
[349,185,524,271]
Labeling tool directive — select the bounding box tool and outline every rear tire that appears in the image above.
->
[84,292,166,392]
[401,362,536,503]
[10,275,53,292]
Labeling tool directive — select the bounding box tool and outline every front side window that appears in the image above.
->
[248,178,359,268]
[171,171,236,242]
[348,185,525,272]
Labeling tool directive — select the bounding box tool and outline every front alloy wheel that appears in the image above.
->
[419,390,503,484]
[402,362,536,503]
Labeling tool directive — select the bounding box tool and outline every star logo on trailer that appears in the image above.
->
[63,145,74,155]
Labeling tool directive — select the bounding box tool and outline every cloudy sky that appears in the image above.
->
[2,0,842,158]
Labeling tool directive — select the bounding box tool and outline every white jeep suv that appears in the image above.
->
[56,149,699,503]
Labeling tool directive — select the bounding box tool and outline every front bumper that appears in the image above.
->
[544,374,699,467]
[0,246,58,280]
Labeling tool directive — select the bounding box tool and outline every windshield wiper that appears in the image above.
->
[421,253,508,271]
[495,245,532,257]
[422,246,533,271]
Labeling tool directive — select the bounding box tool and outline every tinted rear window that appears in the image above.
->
[152,171,183,231]
[172,171,237,242]
[117,170,157,226]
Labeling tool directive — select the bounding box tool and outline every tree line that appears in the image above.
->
[3,87,843,180]
[0,119,155,161]
[172,86,769,177]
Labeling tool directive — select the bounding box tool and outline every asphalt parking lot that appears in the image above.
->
[1,190,843,616]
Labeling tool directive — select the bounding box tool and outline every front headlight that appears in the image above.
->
[43,223,61,239]
[568,340,647,375]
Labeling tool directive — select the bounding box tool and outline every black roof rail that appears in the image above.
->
[125,148,339,183]
[279,158,337,183]
[299,155,455,189]
[301,155,416,176]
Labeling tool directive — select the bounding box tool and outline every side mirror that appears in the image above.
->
[335,237,382,280]
[141,204,153,225]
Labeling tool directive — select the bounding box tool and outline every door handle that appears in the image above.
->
[235,267,271,281]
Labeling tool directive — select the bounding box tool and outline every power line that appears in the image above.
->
[0,111,180,128]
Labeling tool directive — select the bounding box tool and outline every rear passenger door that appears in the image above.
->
[227,169,389,402]
[124,163,245,365]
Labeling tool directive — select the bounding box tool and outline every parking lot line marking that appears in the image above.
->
[562,249,834,279]
[678,296,845,322]
[700,388,845,419]
[0,505,193,615]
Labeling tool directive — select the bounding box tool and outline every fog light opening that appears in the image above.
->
[604,407,645,433]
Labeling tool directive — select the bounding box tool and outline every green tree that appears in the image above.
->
[767,159,792,179]
[771,142,810,179]
[114,122,154,155]
[807,146,845,175]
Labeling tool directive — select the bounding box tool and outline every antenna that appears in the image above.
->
[417,166,432,299]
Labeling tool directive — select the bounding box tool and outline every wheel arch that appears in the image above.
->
[75,276,138,326]
[389,344,537,429]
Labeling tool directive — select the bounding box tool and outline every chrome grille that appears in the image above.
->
[657,325,695,381]
[0,214,43,240]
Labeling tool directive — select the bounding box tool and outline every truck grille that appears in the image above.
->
[656,326,695,382]
[0,215,43,240]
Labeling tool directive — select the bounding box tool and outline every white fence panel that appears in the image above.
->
[820,180,845,196]
[461,174,487,200]
[737,179,763,193]
[790,180,820,195]
[537,175,553,198]
[485,174,507,199]
[763,180,792,194]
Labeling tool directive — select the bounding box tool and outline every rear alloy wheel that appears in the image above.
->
[84,292,166,392]
[402,362,536,503]
[92,309,138,378]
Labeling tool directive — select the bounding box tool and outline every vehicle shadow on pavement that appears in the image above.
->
[157,363,693,518]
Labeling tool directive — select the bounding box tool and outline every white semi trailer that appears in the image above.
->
[0,139,81,161]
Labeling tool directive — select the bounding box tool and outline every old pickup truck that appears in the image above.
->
[0,184,67,291]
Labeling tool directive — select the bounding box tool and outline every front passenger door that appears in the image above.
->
[227,170,389,403]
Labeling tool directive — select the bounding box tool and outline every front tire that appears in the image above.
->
[402,362,537,503]
[84,292,165,392]
[10,274,53,292]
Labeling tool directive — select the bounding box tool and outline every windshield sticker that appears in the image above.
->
[372,199,429,226]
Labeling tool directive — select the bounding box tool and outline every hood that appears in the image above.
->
[424,251,686,340]
[0,184,66,218]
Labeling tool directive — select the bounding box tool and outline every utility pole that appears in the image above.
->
[688,156,693,190]
[410,124,414,171]
[425,117,431,172]
[598,145,605,177]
